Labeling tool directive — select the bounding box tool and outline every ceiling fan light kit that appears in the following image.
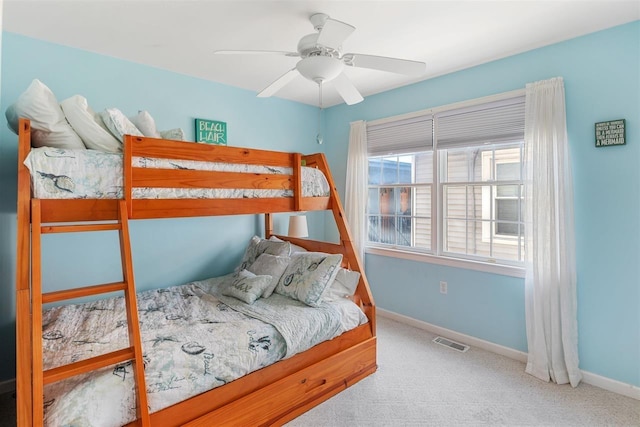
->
[296,56,344,83]
[215,12,426,106]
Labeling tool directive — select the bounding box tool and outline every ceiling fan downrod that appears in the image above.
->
[316,80,323,144]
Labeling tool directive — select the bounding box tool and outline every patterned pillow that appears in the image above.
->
[100,108,144,143]
[247,253,291,298]
[222,270,272,305]
[235,236,291,272]
[275,252,343,307]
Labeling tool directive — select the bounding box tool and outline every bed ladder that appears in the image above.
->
[30,199,150,426]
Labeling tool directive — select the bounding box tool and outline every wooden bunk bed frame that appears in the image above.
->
[15,118,377,426]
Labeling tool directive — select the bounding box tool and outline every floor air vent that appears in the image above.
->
[433,336,470,352]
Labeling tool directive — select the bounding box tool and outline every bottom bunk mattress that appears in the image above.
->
[41,274,367,426]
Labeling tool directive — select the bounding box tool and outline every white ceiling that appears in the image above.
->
[3,0,639,107]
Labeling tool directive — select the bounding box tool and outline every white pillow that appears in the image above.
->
[160,128,186,141]
[129,110,161,138]
[275,252,342,307]
[60,95,122,152]
[222,269,272,305]
[247,253,290,298]
[323,268,361,301]
[5,79,85,149]
[100,108,144,142]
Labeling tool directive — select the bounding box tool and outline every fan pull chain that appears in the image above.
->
[316,80,324,144]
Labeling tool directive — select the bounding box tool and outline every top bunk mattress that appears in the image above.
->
[24,147,330,199]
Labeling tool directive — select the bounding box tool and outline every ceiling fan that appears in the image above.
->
[214,13,426,106]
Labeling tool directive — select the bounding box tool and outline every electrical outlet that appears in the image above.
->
[440,281,448,294]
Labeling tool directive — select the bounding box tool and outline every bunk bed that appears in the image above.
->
[15,118,377,426]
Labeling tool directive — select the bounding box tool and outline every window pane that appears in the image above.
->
[379,188,395,215]
[368,159,382,185]
[367,215,381,243]
[381,156,399,184]
[467,185,484,220]
[378,216,396,244]
[367,188,380,214]
[414,216,431,250]
[444,185,467,219]
[397,156,413,184]
[496,184,519,198]
[496,162,520,182]
[445,149,470,182]
[414,152,433,183]
[414,186,431,251]
[397,216,412,246]
[495,147,522,179]
[397,187,411,215]
[443,218,468,254]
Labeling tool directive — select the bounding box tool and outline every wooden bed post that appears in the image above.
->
[265,213,273,239]
[16,119,33,426]
[293,153,302,211]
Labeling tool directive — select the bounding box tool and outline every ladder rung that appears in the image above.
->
[41,223,121,234]
[43,347,135,385]
[42,281,127,304]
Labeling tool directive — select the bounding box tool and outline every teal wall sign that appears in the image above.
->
[595,119,625,147]
[195,118,227,145]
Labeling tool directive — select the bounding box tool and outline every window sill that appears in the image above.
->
[365,247,526,278]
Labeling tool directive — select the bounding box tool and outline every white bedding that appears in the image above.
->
[42,274,367,426]
[25,147,330,199]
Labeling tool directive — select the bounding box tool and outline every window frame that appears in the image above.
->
[366,153,433,253]
[364,89,526,277]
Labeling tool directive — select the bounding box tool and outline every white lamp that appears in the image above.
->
[288,215,309,238]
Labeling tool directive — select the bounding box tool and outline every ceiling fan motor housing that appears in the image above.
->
[297,33,340,58]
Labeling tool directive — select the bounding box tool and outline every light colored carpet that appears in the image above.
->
[286,315,640,427]
[0,316,637,426]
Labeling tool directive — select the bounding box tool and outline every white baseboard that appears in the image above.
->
[377,308,528,362]
[377,308,640,401]
[0,378,15,395]
[580,370,640,400]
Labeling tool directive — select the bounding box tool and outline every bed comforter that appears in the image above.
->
[42,275,366,426]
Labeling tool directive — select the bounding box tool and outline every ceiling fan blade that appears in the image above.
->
[214,50,299,57]
[345,53,426,76]
[317,18,355,50]
[332,73,364,105]
[257,68,299,98]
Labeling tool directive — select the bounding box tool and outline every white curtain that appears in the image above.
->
[523,77,582,387]
[345,120,368,265]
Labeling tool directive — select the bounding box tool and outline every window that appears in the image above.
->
[367,153,432,250]
[442,144,524,263]
[365,93,525,267]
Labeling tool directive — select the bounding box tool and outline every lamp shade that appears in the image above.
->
[288,215,309,238]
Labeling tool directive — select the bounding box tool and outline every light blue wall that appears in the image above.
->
[1,21,638,390]
[0,33,327,382]
[324,21,640,387]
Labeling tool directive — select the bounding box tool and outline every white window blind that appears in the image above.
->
[367,114,433,156]
[435,96,525,149]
